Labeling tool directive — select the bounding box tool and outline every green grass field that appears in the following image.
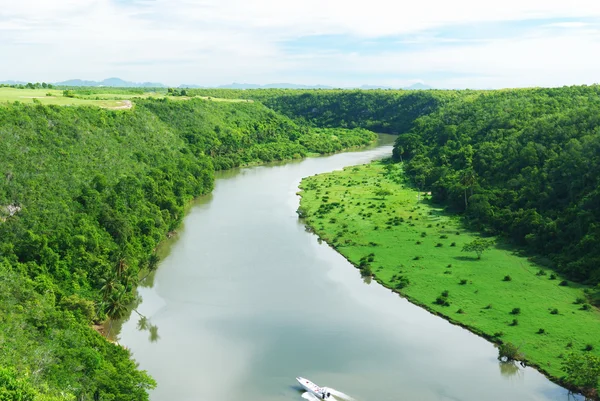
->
[0,88,249,108]
[298,161,600,386]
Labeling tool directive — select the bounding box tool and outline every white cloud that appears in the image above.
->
[0,0,599,87]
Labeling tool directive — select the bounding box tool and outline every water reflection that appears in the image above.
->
[499,361,522,378]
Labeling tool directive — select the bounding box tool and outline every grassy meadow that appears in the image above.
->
[298,161,600,384]
[0,87,249,108]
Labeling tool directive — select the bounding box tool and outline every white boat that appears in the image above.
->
[296,377,332,400]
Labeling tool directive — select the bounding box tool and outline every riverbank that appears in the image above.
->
[298,161,600,397]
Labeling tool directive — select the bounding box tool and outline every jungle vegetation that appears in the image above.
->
[0,98,375,400]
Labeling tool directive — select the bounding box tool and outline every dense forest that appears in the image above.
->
[2,84,600,399]
[394,86,600,286]
[196,86,600,286]
[0,99,375,400]
[187,88,452,134]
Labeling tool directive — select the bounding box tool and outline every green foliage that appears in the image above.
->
[0,99,372,400]
[298,162,600,391]
[462,238,494,259]
[562,352,600,390]
[396,85,600,284]
[498,342,524,362]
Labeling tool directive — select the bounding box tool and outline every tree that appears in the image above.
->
[462,238,494,259]
[497,342,523,362]
[562,352,600,394]
[375,189,393,199]
[459,168,477,210]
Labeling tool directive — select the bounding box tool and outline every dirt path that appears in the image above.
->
[107,100,133,110]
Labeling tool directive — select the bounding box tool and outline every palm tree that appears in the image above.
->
[459,169,477,210]
[105,292,128,338]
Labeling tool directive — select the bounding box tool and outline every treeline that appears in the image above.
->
[0,99,375,400]
[395,85,600,285]
[186,88,453,134]
[135,98,376,170]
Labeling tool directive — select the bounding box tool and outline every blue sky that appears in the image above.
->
[1,0,599,88]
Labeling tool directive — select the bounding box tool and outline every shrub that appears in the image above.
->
[441,290,449,297]
[509,319,519,326]
[493,331,504,338]
[447,264,452,268]
[537,328,546,334]
[498,342,523,361]
[435,296,450,306]
[574,297,586,305]
[510,308,521,315]
[559,280,569,286]
[459,279,468,285]
[436,243,443,247]
[394,276,410,289]
[566,341,573,348]
[440,234,448,239]
[416,241,422,245]
[420,232,427,237]
[584,344,594,352]
[503,275,512,282]
[536,269,547,276]
[413,256,421,260]
[550,308,559,315]
[443,271,452,275]
[484,304,493,309]
[457,308,465,314]
[549,274,557,280]
[450,242,456,247]
[580,304,591,311]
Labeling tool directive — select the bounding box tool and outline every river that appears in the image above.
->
[118,135,578,401]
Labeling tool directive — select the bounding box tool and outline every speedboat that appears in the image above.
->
[296,377,331,400]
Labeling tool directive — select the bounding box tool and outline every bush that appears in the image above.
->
[420,232,427,237]
[450,242,456,247]
[447,264,452,268]
[484,304,493,309]
[550,308,559,315]
[436,243,443,247]
[435,296,450,306]
[584,344,594,352]
[498,342,523,361]
[574,297,586,305]
[536,269,547,276]
[559,280,569,286]
[503,275,512,282]
[510,308,521,315]
[459,279,468,285]
[394,276,410,289]
[457,308,465,314]
[509,319,519,326]
[441,290,449,297]
[537,328,546,334]
[580,303,591,311]
[416,241,422,245]
[493,331,504,338]
[413,256,421,260]
[549,274,557,280]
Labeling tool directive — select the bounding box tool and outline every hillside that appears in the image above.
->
[0,99,375,400]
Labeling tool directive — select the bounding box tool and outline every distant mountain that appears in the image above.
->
[404,83,432,90]
[55,78,165,88]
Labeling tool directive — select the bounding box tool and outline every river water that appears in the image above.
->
[118,135,578,401]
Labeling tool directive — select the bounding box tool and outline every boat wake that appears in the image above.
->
[301,387,355,401]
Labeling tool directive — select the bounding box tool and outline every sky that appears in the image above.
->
[1,0,600,88]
